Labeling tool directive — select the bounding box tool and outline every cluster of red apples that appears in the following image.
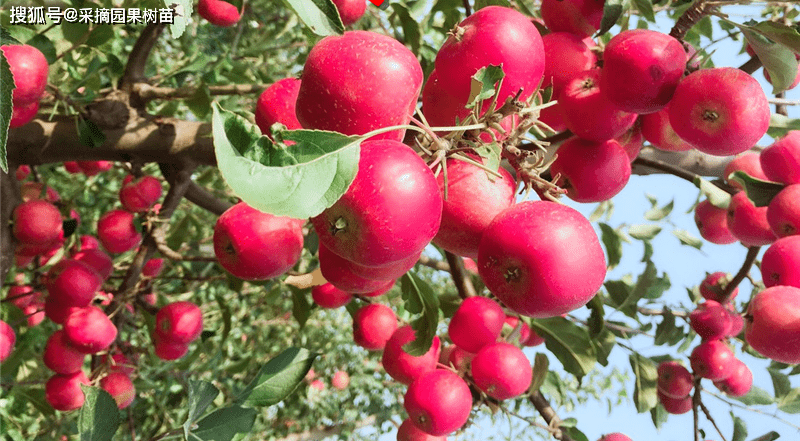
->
[2,167,206,412]
[197,0,365,28]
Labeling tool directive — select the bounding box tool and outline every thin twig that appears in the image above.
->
[692,378,702,441]
[721,246,760,300]
[462,0,472,16]
[444,251,477,299]
[529,391,575,441]
[705,389,800,431]
[417,255,450,272]
[700,401,728,441]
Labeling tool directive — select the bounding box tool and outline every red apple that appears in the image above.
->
[690,340,735,381]
[97,210,142,254]
[0,320,15,362]
[760,131,800,185]
[747,279,800,359]
[100,372,136,409]
[45,371,89,411]
[331,370,350,390]
[197,0,241,27]
[559,69,637,142]
[318,243,397,294]
[153,334,190,361]
[254,78,302,138]
[64,306,118,354]
[432,155,516,259]
[542,32,598,98]
[447,346,474,373]
[45,259,103,308]
[311,283,353,309]
[311,140,441,267]
[760,236,800,289]
[694,200,737,245]
[15,165,30,181]
[382,326,440,385]
[690,300,733,341]
[658,390,692,414]
[478,201,606,318]
[12,200,63,246]
[550,137,632,203]
[724,152,768,190]
[668,67,769,156]
[713,358,752,397]
[699,272,738,303]
[598,434,633,441]
[448,296,505,353]
[119,175,162,213]
[616,119,645,162]
[470,342,532,400]
[20,182,60,203]
[155,301,203,344]
[77,161,113,176]
[43,330,86,374]
[1,44,48,105]
[352,304,397,351]
[403,369,472,436]
[657,361,693,399]
[44,297,81,325]
[10,100,39,128]
[72,248,113,280]
[540,0,604,38]
[296,31,422,141]
[726,192,776,247]
[142,258,165,277]
[640,105,694,152]
[331,0,365,26]
[601,29,686,114]
[397,418,448,441]
[213,202,304,280]
[767,184,800,238]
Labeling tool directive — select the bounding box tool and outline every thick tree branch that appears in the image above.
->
[132,83,267,102]
[739,56,762,75]
[632,147,733,180]
[184,181,234,216]
[670,0,714,41]
[0,169,22,282]
[121,23,167,92]
[417,255,450,272]
[444,251,477,299]
[529,390,575,441]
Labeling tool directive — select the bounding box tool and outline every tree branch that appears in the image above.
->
[444,251,477,299]
[121,23,167,92]
[721,246,760,300]
[273,415,378,441]
[132,83,267,102]
[417,255,450,272]
[0,168,21,281]
[529,390,575,441]
[633,151,735,188]
[184,181,234,216]
[670,0,715,41]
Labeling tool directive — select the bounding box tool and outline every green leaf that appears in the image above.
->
[475,0,511,9]
[749,432,780,441]
[282,0,345,37]
[586,295,605,338]
[188,406,257,441]
[166,0,192,39]
[650,404,668,430]
[86,25,114,48]
[604,279,636,317]
[730,171,786,207]
[618,260,657,315]
[733,386,775,406]
[214,293,232,344]
[598,0,626,36]
[531,317,596,379]
[0,49,12,173]
[768,114,800,138]
[645,199,673,221]
[530,353,549,392]
[0,27,21,46]
[732,413,748,441]
[631,0,655,22]
[749,21,800,54]
[741,25,799,93]
[184,380,220,439]
[467,65,505,111]
[78,386,121,441]
[768,369,792,399]
[77,118,106,149]
[590,328,616,367]
[628,224,662,241]
[599,223,623,269]
[673,230,703,250]
[390,4,422,54]
[237,347,317,407]
[777,388,800,413]
[290,287,311,328]
[694,177,732,209]
[654,310,684,346]
[211,103,361,219]
[186,83,213,119]
[562,427,590,441]
[26,34,57,65]
[399,271,440,356]
[629,353,659,413]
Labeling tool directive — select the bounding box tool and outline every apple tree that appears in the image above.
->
[1,0,800,440]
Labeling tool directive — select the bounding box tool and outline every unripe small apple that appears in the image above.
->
[331,370,350,390]
[20,181,60,203]
[766,184,800,238]
[155,301,203,344]
[45,371,89,411]
[713,358,752,397]
[352,304,397,351]
[64,306,118,354]
[197,0,241,27]
[382,326,440,385]
[97,209,142,254]
[657,361,693,399]
[0,320,15,362]
[43,330,86,374]
[403,369,472,436]
[470,342,532,400]
[694,201,737,245]
[448,296,505,353]
[100,372,136,409]
[12,200,63,246]
[690,340,736,381]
